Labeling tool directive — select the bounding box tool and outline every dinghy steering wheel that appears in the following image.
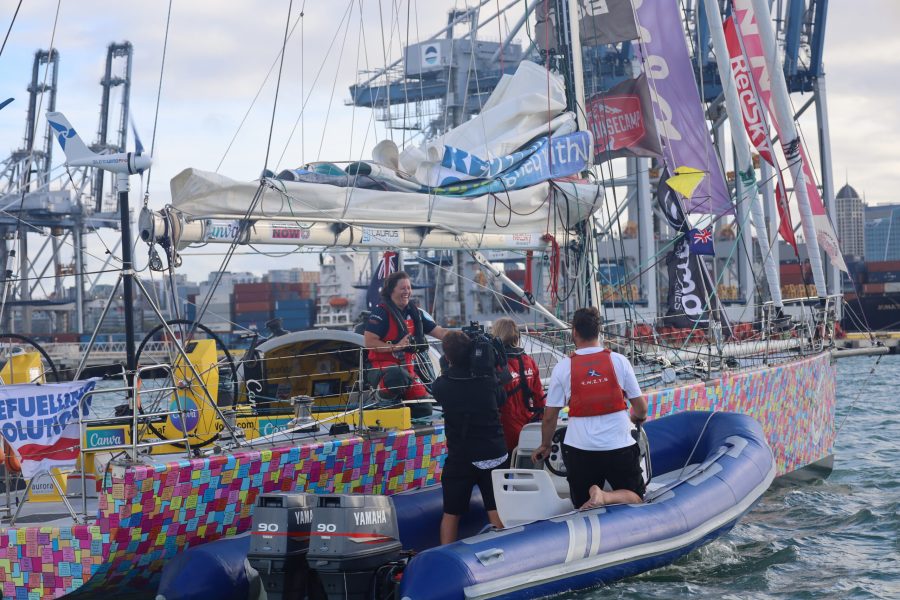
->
[545,427,568,477]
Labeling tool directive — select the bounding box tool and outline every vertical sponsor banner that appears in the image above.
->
[665,236,710,329]
[656,169,710,328]
[723,15,798,252]
[587,74,663,162]
[731,0,847,272]
[0,379,98,478]
[634,0,733,215]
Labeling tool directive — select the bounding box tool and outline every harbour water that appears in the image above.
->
[566,355,899,600]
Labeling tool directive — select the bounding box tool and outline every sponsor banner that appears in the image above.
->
[270,225,312,241]
[0,379,98,478]
[431,132,591,197]
[723,15,798,251]
[665,236,710,328]
[361,227,401,245]
[536,0,639,50]
[505,233,543,248]
[85,427,127,449]
[206,220,242,242]
[730,0,846,270]
[587,74,662,162]
[635,0,733,215]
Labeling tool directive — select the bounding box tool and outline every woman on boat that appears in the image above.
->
[531,307,648,509]
[491,317,546,457]
[363,271,448,412]
[432,330,507,544]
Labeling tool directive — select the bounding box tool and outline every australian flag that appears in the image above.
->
[688,227,715,256]
[366,251,398,309]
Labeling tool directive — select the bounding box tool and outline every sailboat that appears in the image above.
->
[0,1,880,599]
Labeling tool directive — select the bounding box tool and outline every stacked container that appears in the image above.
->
[233,282,275,331]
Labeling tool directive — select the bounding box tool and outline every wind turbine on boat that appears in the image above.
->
[46,111,150,379]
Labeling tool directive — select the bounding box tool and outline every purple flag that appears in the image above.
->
[635,0,734,215]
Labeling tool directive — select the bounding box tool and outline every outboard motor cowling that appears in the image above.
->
[307,494,402,600]
[248,492,316,600]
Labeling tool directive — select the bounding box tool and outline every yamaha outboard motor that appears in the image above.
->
[248,492,317,600]
[307,494,403,600]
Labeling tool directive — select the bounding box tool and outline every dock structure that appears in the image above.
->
[835,332,900,354]
[39,341,169,374]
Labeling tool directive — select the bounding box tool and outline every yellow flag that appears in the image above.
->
[666,167,706,199]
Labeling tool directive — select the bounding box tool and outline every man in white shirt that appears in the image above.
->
[531,307,648,509]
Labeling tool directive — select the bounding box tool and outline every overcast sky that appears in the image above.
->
[1,1,898,284]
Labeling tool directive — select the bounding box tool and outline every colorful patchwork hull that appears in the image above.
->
[0,352,836,599]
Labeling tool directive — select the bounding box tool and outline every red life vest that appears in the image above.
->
[568,350,627,417]
[368,303,416,366]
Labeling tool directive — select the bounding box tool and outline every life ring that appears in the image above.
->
[4,442,21,473]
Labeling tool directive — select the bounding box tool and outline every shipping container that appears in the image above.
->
[866,261,900,273]
[234,301,274,313]
[275,299,316,310]
[234,310,272,322]
[863,283,885,294]
[865,270,900,284]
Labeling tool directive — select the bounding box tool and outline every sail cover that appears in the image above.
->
[169,168,602,236]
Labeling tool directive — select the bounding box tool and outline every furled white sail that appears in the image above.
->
[169,167,601,236]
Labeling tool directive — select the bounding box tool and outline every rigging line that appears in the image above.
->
[262,0,295,174]
[0,0,22,57]
[315,0,354,162]
[377,0,393,142]
[273,0,353,171]
[144,0,174,199]
[215,9,305,173]
[401,0,411,146]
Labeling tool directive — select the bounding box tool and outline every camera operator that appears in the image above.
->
[364,272,448,416]
[492,317,546,457]
[433,330,507,544]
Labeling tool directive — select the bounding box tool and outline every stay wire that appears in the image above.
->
[143,0,174,199]
[0,0,23,57]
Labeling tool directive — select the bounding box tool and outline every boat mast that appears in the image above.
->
[747,0,827,297]
[703,0,783,309]
[560,0,600,311]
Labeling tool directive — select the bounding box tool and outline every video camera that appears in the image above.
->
[461,321,508,378]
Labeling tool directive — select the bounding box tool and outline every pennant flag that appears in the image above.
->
[656,167,688,232]
[0,379,98,478]
[536,0,639,51]
[587,74,663,163]
[0,98,13,111]
[688,226,715,255]
[666,167,707,200]
[366,251,398,310]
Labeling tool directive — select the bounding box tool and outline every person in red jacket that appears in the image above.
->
[363,272,448,414]
[491,317,546,456]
